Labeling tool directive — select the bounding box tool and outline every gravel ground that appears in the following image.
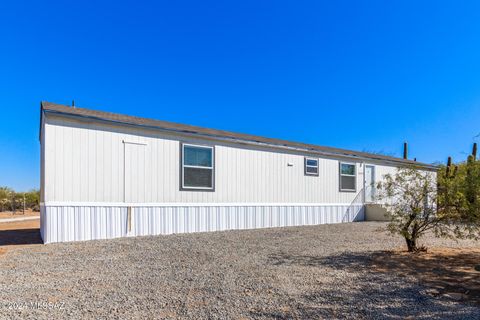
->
[0,222,479,319]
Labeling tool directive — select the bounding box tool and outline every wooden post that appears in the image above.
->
[23,193,25,215]
[127,206,132,232]
[403,142,408,160]
[473,143,477,161]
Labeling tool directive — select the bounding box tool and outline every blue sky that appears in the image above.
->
[1,1,480,191]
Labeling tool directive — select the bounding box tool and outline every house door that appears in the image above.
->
[124,141,147,203]
[365,165,375,202]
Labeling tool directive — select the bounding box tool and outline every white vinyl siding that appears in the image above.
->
[42,115,432,204]
[124,141,147,202]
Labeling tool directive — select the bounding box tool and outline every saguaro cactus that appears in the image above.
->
[466,155,476,205]
[445,156,452,178]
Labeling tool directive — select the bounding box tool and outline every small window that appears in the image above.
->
[305,157,319,176]
[181,144,214,190]
[339,162,356,192]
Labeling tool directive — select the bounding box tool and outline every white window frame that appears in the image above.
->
[181,143,215,191]
[339,162,357,192]
[305,157,319,176]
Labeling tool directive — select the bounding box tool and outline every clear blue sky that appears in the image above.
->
[1,1,480,191]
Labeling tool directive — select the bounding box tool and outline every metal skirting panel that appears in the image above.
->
[40,205,45,241]
[40,204,365,244]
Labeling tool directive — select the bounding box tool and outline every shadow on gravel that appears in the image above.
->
[257,250,480,319]
[371,249,480,304]
[0,228,42,247]
[269,251,371,268]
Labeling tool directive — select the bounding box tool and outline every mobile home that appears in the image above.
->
[39,102,436,243]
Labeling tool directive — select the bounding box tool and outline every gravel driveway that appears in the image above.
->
[0,222,479,319]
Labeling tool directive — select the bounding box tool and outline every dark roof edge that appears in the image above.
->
[40,101,439,171]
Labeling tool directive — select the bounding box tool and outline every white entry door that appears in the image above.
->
[124,142,147,203]
[365,165,375,202]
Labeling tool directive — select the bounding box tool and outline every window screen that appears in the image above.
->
[339,162,356,191]
[182,144,214,190]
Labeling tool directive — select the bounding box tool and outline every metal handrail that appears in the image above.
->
[342,187,365,222]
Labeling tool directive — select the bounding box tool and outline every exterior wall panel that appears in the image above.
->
[43,115,391,204]
[41,203,364,244]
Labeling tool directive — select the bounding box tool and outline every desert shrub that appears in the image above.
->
[377,160,480,252]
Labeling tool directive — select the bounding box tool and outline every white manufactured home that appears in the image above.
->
[39,102,437,243]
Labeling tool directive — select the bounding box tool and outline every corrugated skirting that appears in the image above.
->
[40,204,365,244]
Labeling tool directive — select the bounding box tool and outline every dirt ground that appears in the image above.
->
[0,219,41,256]
[0,209,39,219]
